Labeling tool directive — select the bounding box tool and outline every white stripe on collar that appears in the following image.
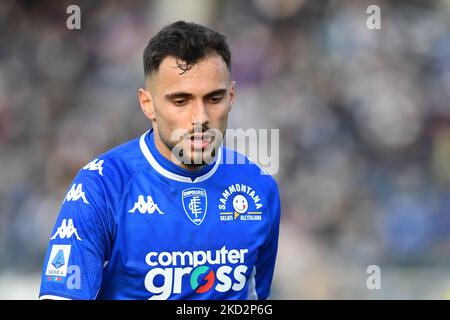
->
[139,131,222,183]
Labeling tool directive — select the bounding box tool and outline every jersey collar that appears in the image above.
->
[139,130,222,183]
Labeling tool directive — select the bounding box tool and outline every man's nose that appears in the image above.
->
[191,100,209,127]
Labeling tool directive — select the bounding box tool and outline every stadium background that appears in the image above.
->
[1,0,450,299]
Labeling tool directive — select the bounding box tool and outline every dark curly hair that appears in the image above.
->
[143,21,231,77]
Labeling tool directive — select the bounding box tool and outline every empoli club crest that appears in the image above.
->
[182,188,207,225]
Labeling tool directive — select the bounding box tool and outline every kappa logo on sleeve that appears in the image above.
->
[51,219,82,241]
[45,245,71,283]
[83,158,104,176]
[64,183,89,204]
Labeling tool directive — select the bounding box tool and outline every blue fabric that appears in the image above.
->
[39,130,281,300]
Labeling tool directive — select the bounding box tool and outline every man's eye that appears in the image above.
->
[173,99,187,106]
[209,96,223,103]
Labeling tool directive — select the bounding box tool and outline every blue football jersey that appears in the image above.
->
[39,130,281,300]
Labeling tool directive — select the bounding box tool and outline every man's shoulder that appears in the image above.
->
[76,133,149,185]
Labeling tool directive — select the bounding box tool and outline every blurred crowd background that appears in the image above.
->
[1,0,450,299]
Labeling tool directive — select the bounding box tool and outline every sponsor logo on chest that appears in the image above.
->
[218,184,263,221]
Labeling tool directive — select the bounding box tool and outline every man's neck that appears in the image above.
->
[152,130,207,172]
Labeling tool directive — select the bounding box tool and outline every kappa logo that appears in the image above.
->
[182,188,207,225]
[129,195,164,214]
[51,219,82,241]
[83,158,104,176]
[64,183,89,204]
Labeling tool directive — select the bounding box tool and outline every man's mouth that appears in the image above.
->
[189,134,212,149]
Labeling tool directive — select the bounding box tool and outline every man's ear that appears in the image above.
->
[229,80,236,111]
[138,88,156,122]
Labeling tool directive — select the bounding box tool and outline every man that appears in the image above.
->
[39,21,281,300]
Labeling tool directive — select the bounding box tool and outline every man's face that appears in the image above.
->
[139,54,234,169]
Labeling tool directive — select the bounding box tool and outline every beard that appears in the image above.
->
[157,124,223,169]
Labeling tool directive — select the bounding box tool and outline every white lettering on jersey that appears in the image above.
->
[218,184,263,210]
[129,195,164,214]
[83,158,104,176]
[64,183,89,204]
[51,219,82,241]
[144,246,249,299]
